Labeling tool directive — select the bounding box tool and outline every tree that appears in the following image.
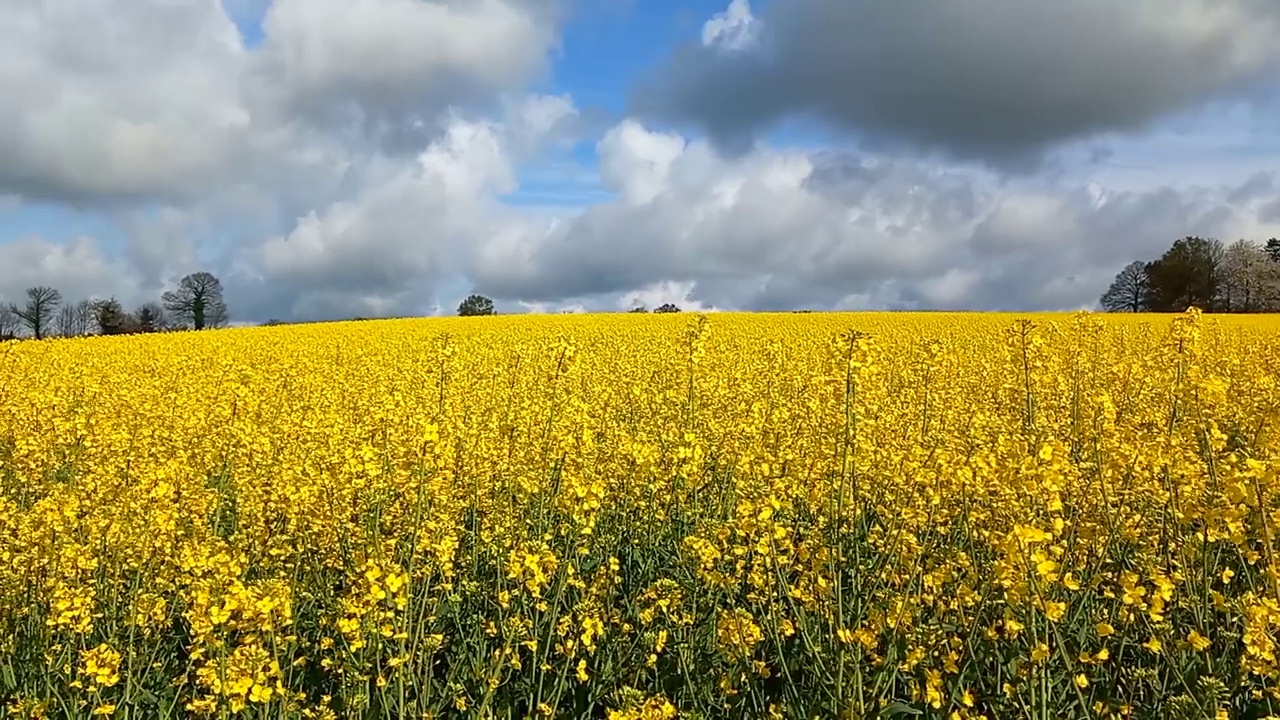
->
[134,302,168,333]
[628,305,648,313]
[1100,261,1149,312]
[457,294,495,316]
[91,298,132,335]
[1144,237,1224,312]
[653,303,681,313]
[1219,239,1277,312]
[54,299,93,337]
[163,272,228,330]
[12,286,62,340]
[1267,238,1280,264]
[0,305,18,340]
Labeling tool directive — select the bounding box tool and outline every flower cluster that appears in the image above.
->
[1,309,1279,718]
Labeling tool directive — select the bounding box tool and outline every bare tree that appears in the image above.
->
[0,304,19,339]
[54,300,93,337]
[54,305,74,337]
[1256,250,1280,311]
[1100,261,1149,312]
[74,299,93,335]
[163,272,228,330]
[13,286,62,339]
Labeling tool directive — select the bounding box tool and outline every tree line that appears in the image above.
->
[0,272,229,341]
[25,240,1267,339]
[1102,237,1280,313]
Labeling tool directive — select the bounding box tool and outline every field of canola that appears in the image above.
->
[2,309,1280,719]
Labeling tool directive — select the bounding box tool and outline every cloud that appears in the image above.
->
[471,121,1275,313]
[1259,197,1280,225]
[0,236,139,307]
[636,0,1280,167]
[1227,172,1274,204]
[701,0,759,51]
[0,0,570,321]
[0,0,252,203]
[500,94,585,160]
[7,115,1276,321]
[4,1,1278,323]
[0,0,561,204]
[116,208,202,293]
[597,121,688,204]
[232,110,569,321]
[618,281,720,312]
[248,0,559,147]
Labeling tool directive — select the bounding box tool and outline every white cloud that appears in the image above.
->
[618,281,719,312]
[701,0,759,52]
[0,0,251,201]
[0,236,139,307]
[250,0,558,137]
[0,0,560,204]
[473,120,1280,313]
[240,113,554,320]
[0,0,568,320]
[597,121,687,204]
[502,94,583,158]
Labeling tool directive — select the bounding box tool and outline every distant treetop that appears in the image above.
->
[458,294,496,316]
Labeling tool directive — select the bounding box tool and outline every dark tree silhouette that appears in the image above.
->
[163,272,228,330]
[653,303,681,313]
[134,302,167,333]
[1267,238,1280,263]
[628,305,648,313]
[457,294,496,316]
[1144,237,1223,312]
[1099,261,1149,312]
[12,286,62,339]
[91,298,132,335]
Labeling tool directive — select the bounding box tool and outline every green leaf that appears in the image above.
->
[879,702,923,717]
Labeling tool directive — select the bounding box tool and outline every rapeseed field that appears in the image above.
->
[2,309,1280,719]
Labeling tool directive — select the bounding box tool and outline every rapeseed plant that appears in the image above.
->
[0,309,1278,718]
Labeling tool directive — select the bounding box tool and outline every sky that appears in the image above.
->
[2,0,1279,321]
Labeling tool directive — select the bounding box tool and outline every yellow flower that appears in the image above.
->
[1042,601,1066,622]
[249,684,273,703]
[3,305,1273,717]
[80,644,121,689]
[1188,630,1211,652]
